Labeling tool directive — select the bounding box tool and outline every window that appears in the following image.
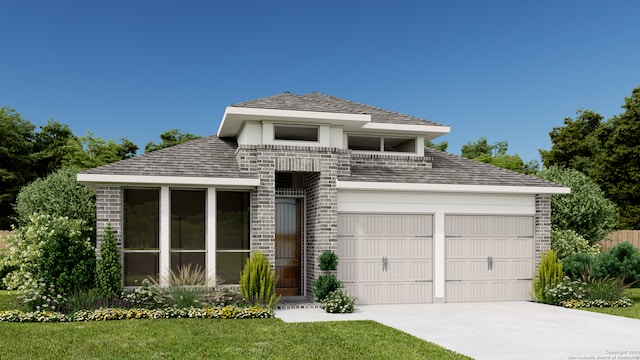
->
[274,124,318,141]
[216,191,251,283]
[171,189,206,279]
[384,137,416,153]
[348,135,416,153]
[348,135,381,151]
[123,188,160,286]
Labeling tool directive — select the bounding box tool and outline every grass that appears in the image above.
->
[0,290,468,359]
[0,290,18,310]
[0,318,470,360]
[582,288,640,319]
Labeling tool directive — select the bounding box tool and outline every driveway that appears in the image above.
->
[276,301,640,360]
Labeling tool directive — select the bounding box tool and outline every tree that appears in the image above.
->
[14,167,96,242]
[145,129,201,153]
[33,120,77,177]
[62,132,138,169]
[425,140,448,152]
[539,109,603,176]
[537,166,618,243]
[592,86,640,229]
[461,137,538,174]
[0,107,37,229]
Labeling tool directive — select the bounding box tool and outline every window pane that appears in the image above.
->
[123,252,159,286]
[384,137,416,153]
[171,190,205,250]
[274,125,318,141]
[217,191,250,250]
[170,252,206,279]
[216,252,249,284]
[123,189,159,249]
[348,135,381,151]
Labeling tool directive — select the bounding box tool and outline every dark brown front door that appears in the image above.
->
[275,198,302,296]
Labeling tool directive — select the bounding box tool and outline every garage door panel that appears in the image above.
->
[446,215,534,302]
[338,213,433,304]
[339,214,433,236]
[388,259,433,280]
[446,216,534,237]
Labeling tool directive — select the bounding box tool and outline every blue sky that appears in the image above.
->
[1,0,639,162]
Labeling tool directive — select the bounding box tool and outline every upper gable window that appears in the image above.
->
[384,137,416,153]
[348,135,417,153]
[274,124,319,142]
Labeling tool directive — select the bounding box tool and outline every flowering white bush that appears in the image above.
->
[320,288,356,313]
[551,228,600,260]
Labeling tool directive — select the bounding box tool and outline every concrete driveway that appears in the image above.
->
[276,301,640,360]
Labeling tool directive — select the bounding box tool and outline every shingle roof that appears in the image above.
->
[233,92,446,127]
[81,136,254,178]
[341,148,566,188]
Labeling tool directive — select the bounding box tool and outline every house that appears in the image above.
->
[78,92,569,304]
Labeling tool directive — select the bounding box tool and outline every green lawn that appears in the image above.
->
[0,318,470,360]
[582,288,640,319]
[0,291,469,359]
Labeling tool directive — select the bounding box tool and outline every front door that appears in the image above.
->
[275,198,302,296]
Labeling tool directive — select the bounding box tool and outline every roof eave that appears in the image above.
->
[336,180,571,195]
[217,106,372,137]
[77,173,261,190]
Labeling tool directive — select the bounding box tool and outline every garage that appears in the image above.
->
[445,215,535,302]
[337,213,433,304]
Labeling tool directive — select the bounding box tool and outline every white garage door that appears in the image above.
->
[337,214,433,304]
[446,215,534,302]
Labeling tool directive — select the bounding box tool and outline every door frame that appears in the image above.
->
[275,195,306,297]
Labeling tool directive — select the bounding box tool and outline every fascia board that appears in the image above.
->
[336,180,571,195]
[218,107,371,137]
[360,122,451,134]
[77,173,260,189]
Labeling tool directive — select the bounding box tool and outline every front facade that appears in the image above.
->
[79,92,568,304]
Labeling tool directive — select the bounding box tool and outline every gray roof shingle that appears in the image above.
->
[233,92,446,127]
[341,148,565,188]
[81,136,254,178]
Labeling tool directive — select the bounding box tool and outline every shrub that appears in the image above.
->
[536,166,618,243]
[14,167,96,243]
[121,279,168,309]
[2,214,95,308]
[551,228,600,260]
[95,224,123,297]
[319,251,338,271]
[543,276,587,305]
[532,250,563,304]
[313,274,343,302]
[239,251,280,308]
[562,252,595,280]
[36,217,95,295]
[592,241,640,286]
[320,288,356,313]
[153,264,220,308]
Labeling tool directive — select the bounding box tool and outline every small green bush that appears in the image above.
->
[532,250,563,304]
[239,251,280,308]
[319,251,339,271]
[95,224,123,297]
[37,218,96,295]
[592,241,640,286]
[562,252,595,280]
[313,274,343,302]
[551,228,600,260]
[320,288,356,313]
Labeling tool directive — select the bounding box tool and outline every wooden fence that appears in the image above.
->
[597,230,640,251]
